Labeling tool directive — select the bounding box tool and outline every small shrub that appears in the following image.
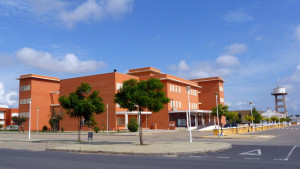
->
[128,117,138,132]
[61,127,64,132]
[42,125,48,132]
[93,126,100,133]
[0,124,3,129]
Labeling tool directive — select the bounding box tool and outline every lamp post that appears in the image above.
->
[215,92,220,138]
[186,86,192,142]
[37,107,39,134]
[250,102,254,133]
[106,104,109,135]
[28,100,32,140]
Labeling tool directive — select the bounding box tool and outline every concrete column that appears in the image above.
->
[208,114,211,123]
[186,111,189,128]
[125,112,128,129]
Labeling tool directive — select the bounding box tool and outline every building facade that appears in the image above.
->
[0,108,19,129]
[18,67,226,131]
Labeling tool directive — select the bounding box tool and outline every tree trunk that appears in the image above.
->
[139,109,143,145]
[78,118,81,142]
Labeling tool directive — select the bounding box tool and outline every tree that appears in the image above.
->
[114,78,170,145]
[12,116,27,132]
[243,115,254,131]
[250,107,262,123]
[59,83,105,141]
[270,116,279,123]
[49,108,63,132]
[225,111,239,124]
[211,104,229,125]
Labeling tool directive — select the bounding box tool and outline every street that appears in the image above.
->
[0,125,299,169]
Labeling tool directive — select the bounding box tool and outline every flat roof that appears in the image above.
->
[17,74,60,82]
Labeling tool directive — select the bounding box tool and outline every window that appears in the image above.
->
[173,100,176,107]
[170,85,172,92]
[116,83,123,90]
[20,85,30,91]
[220,98,224,103]
[175,86,178,92]
[172,85,175,92]
[20,112,29,117]
[179,101,181,108]
[117,116,125,125]
[178,87,181,93]
[170,101,173,108]
[176,101,178,108]
[220,87,224,91]
[20,98,31,104]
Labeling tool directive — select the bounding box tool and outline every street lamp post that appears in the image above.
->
[28,100,32,140]
[250,102,254,133]
[106,104,109,135]
[37,107,39,134]
[215,92,220,138]
[186,86,192,142]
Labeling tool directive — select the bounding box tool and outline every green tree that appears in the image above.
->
[270,116,279,123]
[250,107,262,123]
[225,111,239,124]
[211,104,229,125]
[244,115,254,131]
[12,116,27,132]
[59,83,105,141]
[279,118,286,123]
[114,78,170,145]
[49,108,63,132]
[286,117,292,122]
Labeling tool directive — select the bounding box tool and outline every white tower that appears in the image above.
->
[271,87,288,115]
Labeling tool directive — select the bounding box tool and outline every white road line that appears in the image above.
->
[189,156,202,158]
[274,145,297,161]
[216,157,230,159]
[244,158,260,160]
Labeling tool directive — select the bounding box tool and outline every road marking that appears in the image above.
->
[240,149,262,156]
[274,146,297,161]
[244,157,260,160]
[189,156,202,158]
[216,156,230,159]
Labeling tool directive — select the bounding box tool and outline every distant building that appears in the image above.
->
[17,67,226,131]
[0,108,19,129]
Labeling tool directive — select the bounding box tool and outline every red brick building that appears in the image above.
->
[18,67,225,131]
[0,108,19,129]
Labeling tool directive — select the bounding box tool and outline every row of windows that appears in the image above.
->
[20,85,30,91]
[170,100,182,108]
[190,103,198,110]
[189,89,198,96]
[170,85,181,93]
[20,112,29,117]
[20,99,31,104]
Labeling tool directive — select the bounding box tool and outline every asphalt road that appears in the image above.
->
[0,125,299,169]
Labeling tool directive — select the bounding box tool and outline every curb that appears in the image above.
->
[46,143,232,155]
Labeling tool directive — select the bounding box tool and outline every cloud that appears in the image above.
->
[0,82,18,108]
[216,55,239,67]
[0,0,134,28]
[295,26,300,41]
[255,37,263,41]
[16,47,105,73]
[222,8,254,23]
[224,43,247,55]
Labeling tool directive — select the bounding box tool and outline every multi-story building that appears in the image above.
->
[18,67,225,131]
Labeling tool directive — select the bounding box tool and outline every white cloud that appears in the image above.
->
[216,55,239,67]
[0,0,134,28]
[17,47,105,73]
[0,82,17,108]
[222,8,254,23]
[297,62,300,70]
[224,43,247,55]
[255,37,263,41]
[295,26,300,41]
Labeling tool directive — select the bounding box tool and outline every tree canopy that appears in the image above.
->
[225,111,239,124]
[114,78,170,145]
[59,83,105,141]
[211,104,229,123]
[250,107,262,123]
[12,116,27,132]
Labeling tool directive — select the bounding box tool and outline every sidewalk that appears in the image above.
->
[47,141,232,155]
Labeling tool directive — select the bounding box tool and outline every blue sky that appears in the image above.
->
[0,0,300,114]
